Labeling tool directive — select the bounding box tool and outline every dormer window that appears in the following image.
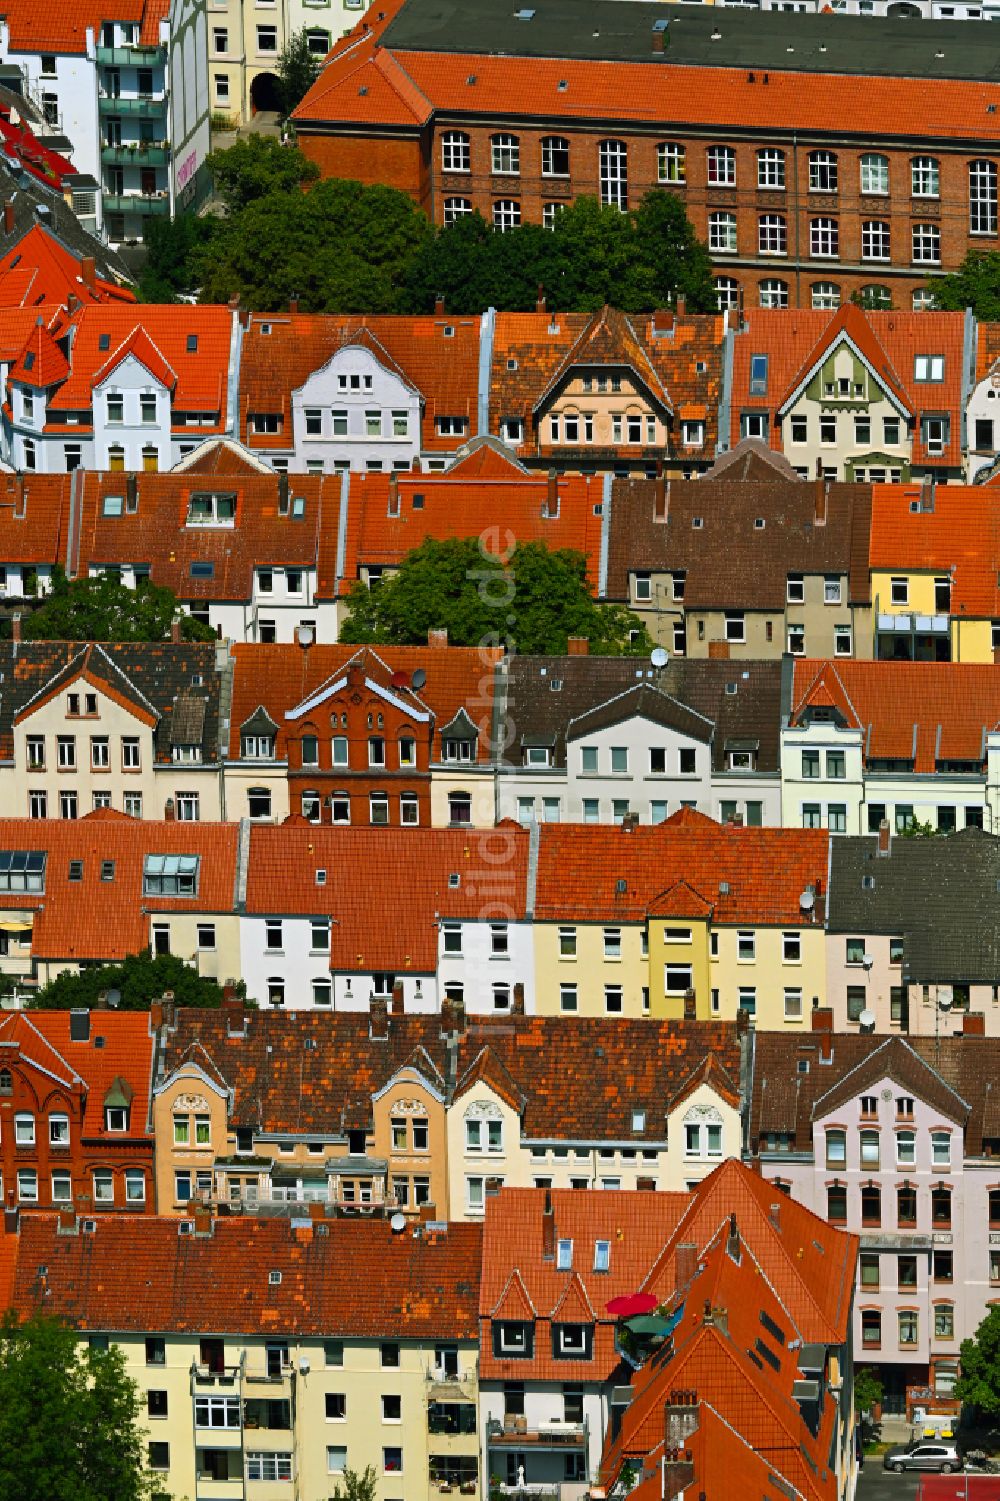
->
[524,745,551,767]
[554,1324,591,1358]
[443,738,473,762]
[242,734,274,759]
[493,1321,533,1358]
[187,492,235,526]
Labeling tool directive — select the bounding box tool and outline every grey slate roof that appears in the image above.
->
[499,655,783,774]
[828,830,1000,985]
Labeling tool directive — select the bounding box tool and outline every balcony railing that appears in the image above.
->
[96,44,165,65]
[101,142,170,166]
[98,94,167,117]
[102,191,169,216]
[487,1418,587,1449]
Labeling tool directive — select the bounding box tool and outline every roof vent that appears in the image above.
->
[358,84,368,95]
[465,74,477,85]
[692,517,703,529]
[990,103,998,114]
[557,79,568,90]
[81,1218,96,1234]
[514,7,535,16]
[316,868,327,885]
[449,873,460,888]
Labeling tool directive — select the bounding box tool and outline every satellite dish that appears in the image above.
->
[650,647,668,669]
[938,987,953,1012]
[799,889,815,912]
[411,668,427,691]
[390,1212,406,1234]
[858,1009,877,1033]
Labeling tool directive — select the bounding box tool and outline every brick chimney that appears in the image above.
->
[370,995,389,1041]
[388,472,400,517]
[652,25,666,52]
[683,988,696,1020]
[346,661,365,688]
[161,993,177,1030]
[390,978,404,1016]
[567,636,589,656]
[224,992,246,1038]
[814,478,828,527]
[2,200,13,234]
[434,295,446,315]
[654,473,668,521]
[56,1203,76,1234]
[666,1390,700,1448]
[428,628,448,648]
[170,618,183,644]
[544,469,558,519]
[80,256,96,290]
[288,297,299,315]
[419,1199,438,1224]
[11,612,20,643]
[3,1204,18,1235]
[674,1242,698,1289]
[877,818,891,857]
[621,812,639,833]
[164,797,175,821]
[542,1188,555,1259]
[511,982,525,1015]
[653,307,674,337]
[536,284,546,314]
[811,1006,834,1062]
[193,1201,213,1236]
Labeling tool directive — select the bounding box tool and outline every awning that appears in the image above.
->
[0,920,31,932]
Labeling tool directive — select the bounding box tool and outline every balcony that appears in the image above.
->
[191,1359,244,1390]
[96,44,164,65]
[101,142,170,166]
[98,94,167,118]
[487,1418,587,1450]
[102,191,169,216]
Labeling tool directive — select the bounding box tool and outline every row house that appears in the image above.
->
[1,304,239,474]
[1,1210,483,1501]
[496,652,784,829]
[750,1025,1000,1413]
[152,1005,743,1220]
[0,640,224,825]
[604,473,874,660]
[599,1158,857,1501]
[0,1008,154,1216]
[531,810,830,1027]
[293,2,1000,311]
[0,0,210,244]
[782,657,1000,835]
[225,640,500,828]
[825,828,1000,1034]
[0,816,240,994]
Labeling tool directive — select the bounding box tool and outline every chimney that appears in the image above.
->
[683,988,696,1020]
[390,978,404,1016]
[536,284,546,314]
[814,477,828,527]
[877,818,891,857]
[80,256,96,290]
[193,1201,213,1236]
[707,641,731,660]
[288,297,299,315]
[346,662,365,688]
[726,1212,740,1262]
[566,636,589,656]
[666,1390,700,1448]
[388,471,400,517]
[654,473,668,522]
[95,989,109,1011]
[768,1202,781,1234]
[545,468,558,519]
[713,1306,729,1337]
[67,291,80,314]
[228,295,241,311]
[224,993,246,1037]
[2,200,13,234]
[278,470,289,514]
[542,1188,555,1259]
[164,796,175,820]
[56,1203,76,1234]
[923,472,936,512]
[428,628,448,648]
[665,1247,694,1303]
[126,472,138,510]
[434,295,446,315]
[3,1205,18,1235]
[11,612,20,643]
[811,1006,834,1063]
[621,812,639,833]
[652,25,666,52]
[441,991,466,1036]
[239,307,250,329]
[160,994,177,1031]
[170,618,182,644]
[370,995,389,1041]
[419,1199,438,1224]
[729,810,744,828]
[702,1298,713,1327]
[964,1012,986,1036]
[654,308,673,337]
[676,293,686,317]
[735,1006,749,1038]
[149,999,163,1032]
[512,982,525,1015]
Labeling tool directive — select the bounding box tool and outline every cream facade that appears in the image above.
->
[206,0,368,125]
[777,343,912,483]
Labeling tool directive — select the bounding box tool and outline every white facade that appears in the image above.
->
[437,917,536,1016]
[284,343,423,475]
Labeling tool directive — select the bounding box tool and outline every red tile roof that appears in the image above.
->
[0,225,135,309]
[479,1187,686,1381]
[6,1212,482,1340]
[245,821,528,973]
[0,1011,153,1142]
[9,315,70,388]
[3,0,168,53]
[0,473,72,565]
[869,482,1000,616]
[0,817,239,962]
[238,312,481,452]
[776,301,911,418]
[790,658,1000,771]
[228,642,502,761]
[533,819,829,925]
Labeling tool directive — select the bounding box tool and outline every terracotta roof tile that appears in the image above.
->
[870,482,1000,616]
[0,1011,153,1141]
[0,224,135,309]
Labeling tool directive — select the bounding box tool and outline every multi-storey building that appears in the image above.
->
[750,1021,1000,1412]
[206,0,366,126]
[152,1004,743,1218]
[604,475,873,660]
[497,652,783,828]
[293,2,1000,312]
[0,1008,154,1214]
[3,1208,483,1501]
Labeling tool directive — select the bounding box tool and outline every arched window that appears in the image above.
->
[493,200,521,232]
[0,1069,11,1095]
[300,731,319,767]
[860,153,889,195]
[758,214,787,256]
[811,283,841,310]
[708,213,737,254]
[714,276,739,311]
[707,145,735,186]
[541,136,570,177]
[443,197,471,226]
[441,132,470,172]
[808,151,838,192]
[758,280,788,309]
[490,133,520,174]
[911,156,939,198]
[657,142,685,185]
[810,218,839,258]
[757,148,784,189]
[858,284,892,310]
[861,221,890,262]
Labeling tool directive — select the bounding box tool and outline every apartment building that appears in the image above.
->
[825,829,1000,1032]
[604,476,873,660]
[497,653,783,828]
[601,1158,857,1501]
[225,641,501,828]
[750,1023,1000,1413]
[531,811,829,1025]
[782,658,1000,835]
[206,0,367,127]
[0,0,211,244]
[293,1,1000,311]
[0,1008,154,1214]
[3,1209,483,1501]
[152,1005,743,1218]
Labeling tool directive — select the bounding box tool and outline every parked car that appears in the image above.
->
[884,1441,963,1475]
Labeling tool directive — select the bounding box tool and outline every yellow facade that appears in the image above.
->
[533,919,648,1017]
[871,569,995,663]
[647,917,712,1021]
[708,924,827,1029]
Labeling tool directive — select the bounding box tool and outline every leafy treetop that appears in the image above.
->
[929,251,1000,319]
[28,951,248,1012]
[21,569,214,643]
[956,1305,1000,1416]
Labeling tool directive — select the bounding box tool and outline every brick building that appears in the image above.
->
[294,0,1000,312]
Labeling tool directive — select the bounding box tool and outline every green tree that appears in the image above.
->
[929,250,1000,318]
[956,1305,1000,1417]
[627,189,717,312]
[898,817,940,839]
[135,211,219,302]
[198,176,432,312]
[206,136,319,216]
[853,1367,883,1415]
[22,569,214,643]
[0,1311,152,1501]
[340,536,651,655]
[276,29,322,117]
[28,950,248,1012]
[330,1466,379,1501]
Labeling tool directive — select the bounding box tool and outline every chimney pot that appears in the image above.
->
[370,995,389,1041]
[512,982,525,1015]
[428,628,448,648]
[2,200,13,234]
[170,618,182,644]
[654,473,668,521]
[877,818,891,856]
[224,996,246,1037]
[11,612,20,643]
[536,284,546,314]
[545,468,558,518]
[814,476,828,526]
[80,256,96,290]
[390,978,404,1016]
[434,295,445,316]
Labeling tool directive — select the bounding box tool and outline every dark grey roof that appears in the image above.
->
[0,172,132,289]
[169,688,208,747]
[828,830,1000,984]
[499,655,782,774]
[382,0,1000,81]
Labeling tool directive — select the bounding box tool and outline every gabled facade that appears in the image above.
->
[0,1009,154,1214]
